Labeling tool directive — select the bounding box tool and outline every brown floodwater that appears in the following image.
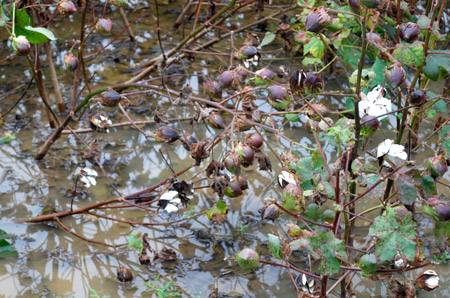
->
[0,1,448,297]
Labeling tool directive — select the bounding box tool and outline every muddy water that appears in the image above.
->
[0,1,448,297]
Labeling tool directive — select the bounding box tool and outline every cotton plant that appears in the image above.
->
[358,85,392,121]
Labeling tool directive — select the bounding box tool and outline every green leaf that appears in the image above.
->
[369,207,418,262]
[358,173,384,199]
[392,42,425,68]
[339,46,360,70]
[267,234,283,259]
[258,32,276,48]
[358,254,379,277]
[421,175,437,196]
[423,52,450,81]
[433,99,448,114]
[370,57,388,88]
[332,29,351,49]
[0,133,15,144]
[14,8,30,27]
[285,113,300,122]
[395,173,418,205]
[308,231,348,275]
[207,199,228,222]
[0,229,17,259]
[427,108,437,118]
[19,25,56,44]
[302,57,323,66]
[0,2,10,27]
[128,231,143,253]
[304,37,325,59]
[439,125,450,159]
[434,221,450,246]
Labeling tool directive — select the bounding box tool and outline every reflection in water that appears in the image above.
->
[0,1,448,298]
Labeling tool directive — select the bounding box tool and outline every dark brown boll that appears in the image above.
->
[64,53,79,71]
[155,126,180,143]
[117,266,133,282]
[410,90,427,105]
[304,72,324,92]
[101,90,122,107]
[206,112,225,129]
[289,69,306,93]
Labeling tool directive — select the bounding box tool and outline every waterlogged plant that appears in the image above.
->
[3,0,449,296]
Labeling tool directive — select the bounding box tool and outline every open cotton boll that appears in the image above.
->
[80,167,98,188]
[358,86,391,120]
[377,139,407,166]
[160,191,182,213]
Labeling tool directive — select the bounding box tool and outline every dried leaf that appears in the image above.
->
[211,176,229,198]
[206,160,223,177]
[175,85,193,105]
[153,109,168,123]
[190,138,212,165]
[255,151,272,171]
[153,247,177,262]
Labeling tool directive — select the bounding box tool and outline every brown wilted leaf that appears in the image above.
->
[180,134,198,151]
[242,94,257,116]
[175,85,192,105]
[190,138,212,165]
[392,280,416,298]
[206,160,223,177]
[171,179,194,205]
[211,176,229,198]
[153,247,177,262]
[153,109,168,123]
[82,139,99,162]
[255,151,272,171]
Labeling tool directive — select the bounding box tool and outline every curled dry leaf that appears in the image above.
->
[153,109,168,123]
[190,138,212,165]
[255,151,272,171]
[153,247,177,262]
[175,85,193,105]
[211,176,229,198]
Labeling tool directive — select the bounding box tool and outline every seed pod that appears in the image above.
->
[234,65,250,80]
[225,179,243,197]
[223,151,241,173]
[111,0,128,7]
[427,154,448,179]
[58,0,77,15]
[361,114,380,136]
[238,45,259,59]
[245,132,263,149]
[304,72,324,92]
[235,118,252,131]
[361,0,381,8]
[276,65,290,78]
[261,204,280,221]
[219,70,235,88]
[289,69,307,93]
[366,32,382,44]
[267,85,291,111]
[96,18,114,32]
[206,112,225,129]
[89,113,112,133]
[305,7,331,33]
[236,248,260,271]
[410,89,427,105]
[100,90,122,107]
[399,22,419,43]
[235,142,255,167]
[349,0,361,10]
[12,35,31,56]
[388,65,406,88]
[117,266,133,282]
[155,126,180,143]
[64,53,79,71]
[416,270,439,291]
[255,68,276,80]
[234,175,249,190]
[203,78,222,99]
[426,198,450,221]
